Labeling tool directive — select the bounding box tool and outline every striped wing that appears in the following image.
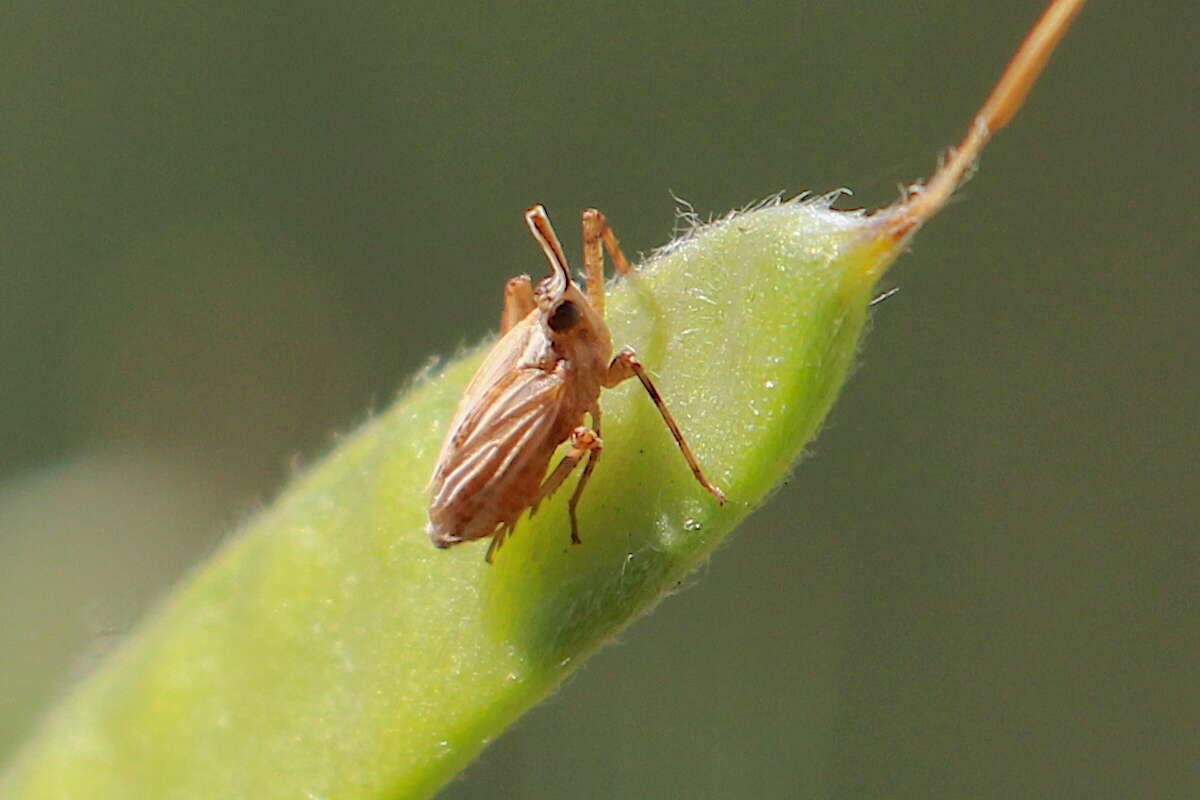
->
[428,320,569,541]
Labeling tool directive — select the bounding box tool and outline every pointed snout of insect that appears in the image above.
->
[524,203,571,298]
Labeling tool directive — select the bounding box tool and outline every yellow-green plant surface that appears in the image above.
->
[1,199,905,799]
[1,0,1085,792]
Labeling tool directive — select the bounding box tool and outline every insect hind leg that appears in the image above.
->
[485,523,516,564]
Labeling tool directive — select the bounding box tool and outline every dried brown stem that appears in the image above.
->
[886,0,1087,241]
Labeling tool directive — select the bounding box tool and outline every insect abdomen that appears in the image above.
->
[427,424,566,547]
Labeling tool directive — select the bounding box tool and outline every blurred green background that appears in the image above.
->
[1,1,1195,797]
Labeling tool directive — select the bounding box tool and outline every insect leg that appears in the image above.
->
[566,407,603,545]
[485,522,516,564]
[605,347,726,504]
[582,209,635,316]
[500,274,535,334]
[532,426,603,544]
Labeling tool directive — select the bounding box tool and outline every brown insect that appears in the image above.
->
[427,204,726,562]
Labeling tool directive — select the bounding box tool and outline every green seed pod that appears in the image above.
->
[0,0,1085,797]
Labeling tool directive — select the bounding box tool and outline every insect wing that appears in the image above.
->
[432,367,564,506]
[432,316,543,475]
[428,319,568,538]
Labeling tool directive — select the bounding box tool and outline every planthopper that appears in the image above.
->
[428,0,1087,563]
[427,205,727,563]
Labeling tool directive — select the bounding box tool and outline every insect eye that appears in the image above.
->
[547,300,581,332]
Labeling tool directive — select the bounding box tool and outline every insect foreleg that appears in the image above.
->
[605,347,726,505]
[500,274,535,334]
[531,425,603,544]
